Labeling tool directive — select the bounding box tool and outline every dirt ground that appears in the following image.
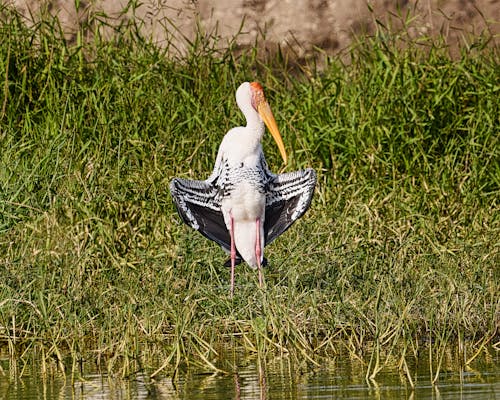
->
[6,0,500,58]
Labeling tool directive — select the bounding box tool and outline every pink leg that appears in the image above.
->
[230,213,236,297]
[255,218,263,288]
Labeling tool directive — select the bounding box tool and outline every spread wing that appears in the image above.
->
[169,177,231,252]
[264,168,316,245]
[171,151,316,252]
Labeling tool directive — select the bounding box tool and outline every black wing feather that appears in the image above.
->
[169,178,231,252]
[264,168,316,245]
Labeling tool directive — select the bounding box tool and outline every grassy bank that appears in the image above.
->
[0,5,498,380]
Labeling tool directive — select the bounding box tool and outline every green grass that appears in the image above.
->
[0,3,498,381]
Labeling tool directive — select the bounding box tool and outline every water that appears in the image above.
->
[0,355,498,399]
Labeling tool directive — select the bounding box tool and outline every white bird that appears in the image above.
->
[170,82,316,296]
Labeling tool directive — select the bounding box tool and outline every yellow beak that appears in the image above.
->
[257,101,288,164]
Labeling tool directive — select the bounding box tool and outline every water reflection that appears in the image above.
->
[0,354,498,399]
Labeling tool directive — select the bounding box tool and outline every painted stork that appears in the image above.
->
[170,82,316,296]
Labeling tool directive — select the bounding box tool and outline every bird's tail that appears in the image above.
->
[234,220,265,269]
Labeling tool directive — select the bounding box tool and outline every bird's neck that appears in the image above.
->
[243,106,265,141]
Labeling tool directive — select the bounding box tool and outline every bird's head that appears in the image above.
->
[237,82,288,165]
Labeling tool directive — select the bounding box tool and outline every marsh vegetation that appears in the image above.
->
[0,3,498,384]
